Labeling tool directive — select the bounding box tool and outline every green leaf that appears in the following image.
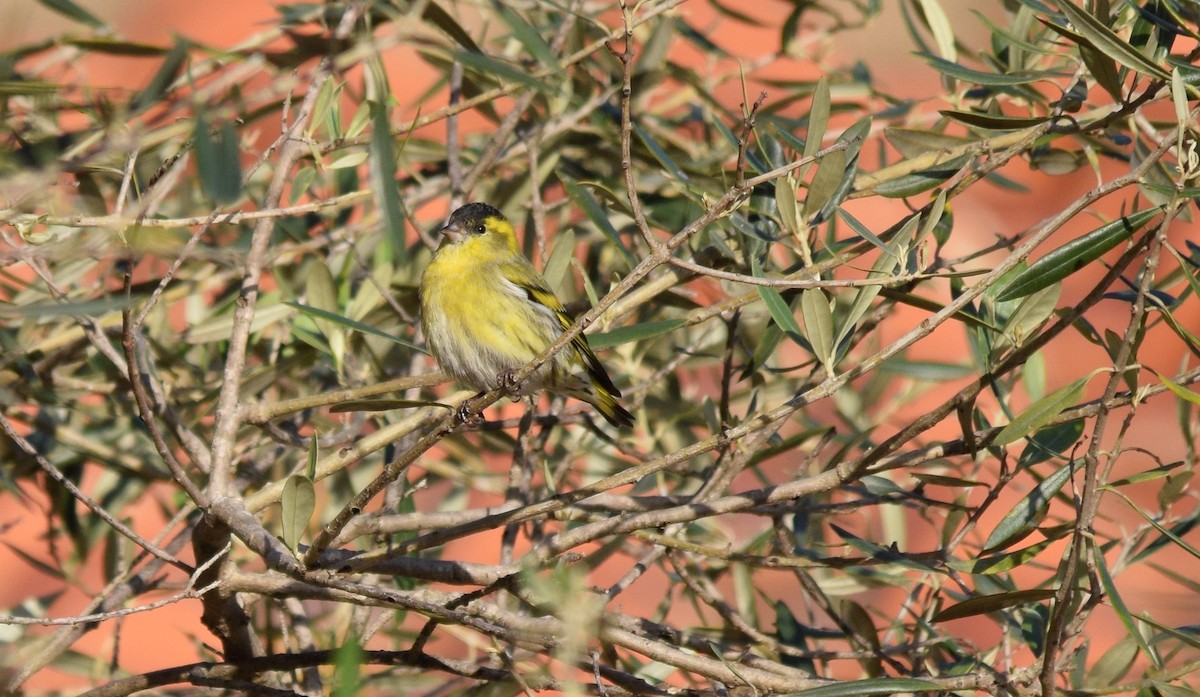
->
[588,319,685,350]
[872,154,970,198]
[1084,638,1139,689]
[131,39,188,112]
[0,296,141,317]
[939,110,1050,130]
[803,149,849,222]
[799,76,830,180]
[453,50,543,90]
[1078,43,1124,103]
[914,0,956,61]
[65,37,167,56]
[37,0,103,27]
[836,218,911,349]
[994,377,1087,446]
[830,525,937,572]
[784,678,943,696]
[304,261,339,337]
[776,174,801,237]
[368,100,407,262]
[1093,539,1162,668]
[879,358,974,380]
[997,207,1162,302]
[801,288,835,371]
[186,300,295,344]
[995,283,1061,354]
[286,302,423,352]
[281,473,315,554]
[562,180,635,268]
[920,54,1048,86]
[541,229,576,291]
[932,589,1057,623]
[758,286,804,346]
[884,127,974,159]
[1156,371,1200,406]
[1016,419,1085,468]
[492,2,555,68]
[983,461,1076,550]
[194,118,242,204]
[634,123,689,182]
[1056,1,1171,81]
[421,2,482,53]
[947,538,1056,574]
[0,81,62,96]
[332,638,364,697]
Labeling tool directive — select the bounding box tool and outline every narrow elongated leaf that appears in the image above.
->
[634,123,689,182]
[65,37,166,56]
[994,377,1088,446]
[541,229,576,290]
[921,54,1047,86]
[1093,540,1162,668]
[194,118,242,204]
[983,461,1077,550]
[872,154,970,198]
[933,589,1057,623]
[830,525,936,571]
[801,288,835,370]
[493,2,555,68]
[186,302,295,344]
[1057,1,1171,81]
[939,110,1049,130]
[304,261,339,336]
[0,296,141,317]
[776,174,801,237]
[454,50,545,90]
[840,600,882,676]
[38,0,103,27]
[759,286,805,346]
[1016,419,1085,467]
[996,283,1061,353]
[948,538,1056,574]
[588,319,685,350]
[1078,42,1124,102]
[799,76,830,179]
[368,100,407,262]
[915,0,956,61]
[562,180,635,268]
[997,207,1163,302]
[131,39,188,112]
[421,2,482,53]
[803,149,848,222]
[286,302,423,352]
[281,473,315,554]
[1156,371,1200,406]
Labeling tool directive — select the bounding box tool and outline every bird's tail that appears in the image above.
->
[586,383,635,429]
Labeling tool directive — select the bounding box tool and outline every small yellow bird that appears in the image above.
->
[419,202,634,428]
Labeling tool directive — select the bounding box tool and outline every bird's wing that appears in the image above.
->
[499,261,623,398]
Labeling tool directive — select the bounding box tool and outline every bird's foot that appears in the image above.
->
[498,370,524,398]
[455,393,486,426]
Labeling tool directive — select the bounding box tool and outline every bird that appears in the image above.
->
[419,202,635,428]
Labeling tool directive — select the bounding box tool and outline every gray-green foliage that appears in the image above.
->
[2,1,1199,695]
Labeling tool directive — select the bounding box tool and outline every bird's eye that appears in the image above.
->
[475,224,486,234]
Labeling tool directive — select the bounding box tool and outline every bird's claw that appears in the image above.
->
[498,370,523,397]
[455,400,483,426]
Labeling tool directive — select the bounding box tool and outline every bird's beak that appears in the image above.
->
[439,221,466,245]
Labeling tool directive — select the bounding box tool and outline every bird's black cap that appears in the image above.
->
[444,202,505,233]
